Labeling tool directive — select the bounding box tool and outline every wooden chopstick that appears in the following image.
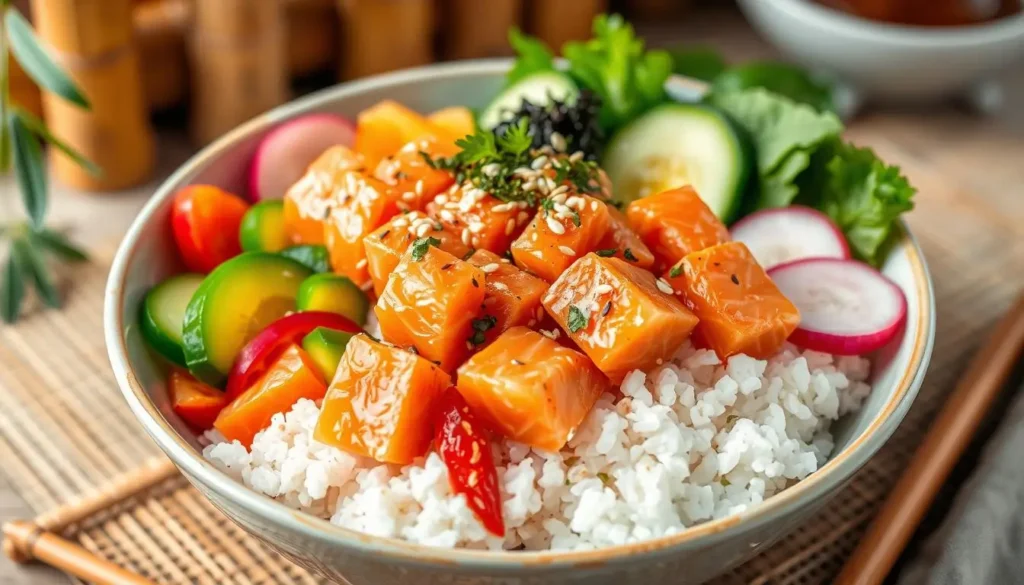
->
[3,457,177,585]
[836,292,1024,585]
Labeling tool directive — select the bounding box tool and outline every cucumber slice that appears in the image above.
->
[240,200,287,253]
[602,103,752,222]
[280,245,330,273]
[479,71,579,130]
[183,252,313,386]
[140,274,204,367]
[296,273,369,326]
[301,327,355,382]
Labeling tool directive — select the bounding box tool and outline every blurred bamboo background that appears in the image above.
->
[9,0,713,192]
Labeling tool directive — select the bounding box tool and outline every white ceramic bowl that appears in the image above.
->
[738,0,1024,104]
[104,60,936,585]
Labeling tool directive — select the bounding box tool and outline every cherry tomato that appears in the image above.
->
[224,311,361,401]
[171,185,250,273]
[169,369,229,431]
[433,389,505,537]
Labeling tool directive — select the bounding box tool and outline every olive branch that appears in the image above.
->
[0,0,98,323]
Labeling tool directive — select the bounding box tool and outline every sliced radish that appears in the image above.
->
[730,206,850,270]
[248,113,356,202]
[769,258,907,356]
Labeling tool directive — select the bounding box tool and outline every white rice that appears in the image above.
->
[203,341,871,551]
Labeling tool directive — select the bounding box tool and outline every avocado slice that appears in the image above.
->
[301,327,355,382]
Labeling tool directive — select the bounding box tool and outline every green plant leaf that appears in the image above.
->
[668,46,727,82]
[0,252,25,323]
[30,228,89,262]
[5,9,90,109]
[8,113,48,229]
[13,237,59,307]
[13,107,100,176]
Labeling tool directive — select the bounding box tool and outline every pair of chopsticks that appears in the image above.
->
[836,293,1024,584]
[3,295,1023,585]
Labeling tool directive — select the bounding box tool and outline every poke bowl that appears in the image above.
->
[105,27,935,585]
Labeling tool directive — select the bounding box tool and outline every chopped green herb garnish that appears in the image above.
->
[623,248,638,262]
[597,472,611,485]
[567,305,589,333]
[595,248,617,257]
[721,478,731,487]
[571,209,582,227]
[462,249,477,261]
[410,237,441,261]
[669,265,682,278]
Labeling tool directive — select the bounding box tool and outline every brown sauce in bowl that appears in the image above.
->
[814,0,1021,26]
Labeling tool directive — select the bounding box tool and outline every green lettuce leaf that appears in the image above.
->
[506,27,556,87]
[818,143,916,266]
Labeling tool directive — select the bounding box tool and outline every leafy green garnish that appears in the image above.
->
[668,46,726,82]
[562,14,672,134]
[567,305,589,333]
[669,265,682,278]
[469,315,498,346]
[495,117,534,156]
[623,248,638,262]
[410,237,441,261]
[712,62,834,114]
[506,27,556,87]
[595,248,617,257]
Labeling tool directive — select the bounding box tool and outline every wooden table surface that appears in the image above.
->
[2,7,1023,585]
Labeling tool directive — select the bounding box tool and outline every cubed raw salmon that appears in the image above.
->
[283,146,367,245]
[323,171,401,286]
[511,193,610,282]
[373,137,458,212]
[314,334,450,464]
[363,211,471,297]
[426,106,475,139]
[375,245,487,371]
[595,205,655,269]
[428,185,533,253]
[354,100,453,169]
[626,186,730,271]
[678,242,800,359]
[466,249,548,347]
[456,327,608,451]
[543,254,699,382]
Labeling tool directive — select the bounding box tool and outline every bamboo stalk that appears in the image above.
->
[287,0,338,77]
[31,0,155,191]
[526,0,607,52]
[134,0,189,111]
[336,0,434,80]
[8,55,42,119]
[835,293,1024,585]
[443,0,522,60]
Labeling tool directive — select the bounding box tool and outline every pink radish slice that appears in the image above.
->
[730,206,850,270]
[768,258,907,356]
[247,113,356,201]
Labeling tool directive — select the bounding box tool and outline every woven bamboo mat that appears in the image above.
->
[1,140,1022,585]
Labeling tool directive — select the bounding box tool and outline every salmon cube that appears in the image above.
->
[429,185,533,253]
[354,100,453,169]
[363,211,471,297]
[323,172,402,286]
[511,193,610,282]
[427,106,475,139]
[314,334,450,463]
[456,327,608,451]
[626,186,730,270]
[375,245,487,371]
[373,137,458,212]
[466,249,548,347]
[678,242,800,359]
[595,205,655,269]
[543,254,699,382]
[283,146,367,245]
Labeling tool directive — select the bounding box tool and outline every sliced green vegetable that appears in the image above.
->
[140,273,204,367]
[279,245,330,273]
[712,62,834,114]
[182,253,312,386]
[301,327,355,382]
[239,200,288,252]
[296,273,369,326]
[668,46,727,82]
[479,71,578,130]
[602,103,751,221]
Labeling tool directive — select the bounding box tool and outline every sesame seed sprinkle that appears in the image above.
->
[594,284,613,294]
[656,278,674,294]
[356,258,368,269]
[550,132,567,152]
[546,217,566,234]
[558,245,576,256]
[480,263,500,273]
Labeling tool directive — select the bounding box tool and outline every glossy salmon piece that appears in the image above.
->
[511,193,610,282]
[626,186,730,271]
[363,211,471,297]
[375,245,487,372]
[283,146,367,245]
[428,185,533,254]
[456,327,608,451]
[323,171,401,286]
[374,137,458,212]
[595,205,655,269]
[543,254,699,383]
[466,249,548,347]
[678,242,800,360]
[355,100,453,170]
[314,334,450,464]
[426,107,475,139]
[214,345,326,447]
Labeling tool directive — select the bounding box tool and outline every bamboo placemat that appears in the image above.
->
[1,139,1022,584]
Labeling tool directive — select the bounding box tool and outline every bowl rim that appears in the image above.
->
[740,0,1024,47]
[104,59,935,570]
